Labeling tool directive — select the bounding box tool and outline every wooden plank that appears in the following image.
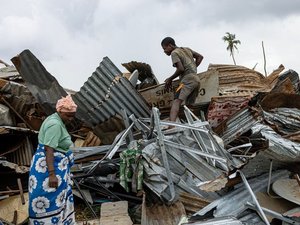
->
[139,70,219,109]
[17,178,25,205]
[100,201,133,225]
[0,193,29,224]
[100,216,132,225]
[100,201,129,217]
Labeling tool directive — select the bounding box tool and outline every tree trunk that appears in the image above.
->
[231,52,236,65]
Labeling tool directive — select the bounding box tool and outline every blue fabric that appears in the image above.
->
[28,144,75,224]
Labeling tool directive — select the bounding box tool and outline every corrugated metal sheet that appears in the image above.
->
[194,170,289,218]
[209,64,265,94]
[278,69,299,93]
[73,57,150,127]
[1,81,38,116]
[185,217,242,225]
[0,127,36,166]
[263,108,300,135]
[11,49,67,115]
[217,107,259,146]
[7,136,34,166]
[252,123,300,162]
[207,96,250,128]
[208,64,284,96]
[238,211,265,225]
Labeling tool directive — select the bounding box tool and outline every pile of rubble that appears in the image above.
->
[0,49,300,225]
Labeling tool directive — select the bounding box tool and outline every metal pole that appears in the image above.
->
[72,179,97,218]
[237,170,270,225]
[152,107,176,202]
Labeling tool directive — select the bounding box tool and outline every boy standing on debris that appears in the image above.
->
[161,37,203,123]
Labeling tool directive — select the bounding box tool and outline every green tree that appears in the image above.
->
[222,32,241,65]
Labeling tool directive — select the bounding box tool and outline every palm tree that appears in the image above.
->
[222,32,241,65]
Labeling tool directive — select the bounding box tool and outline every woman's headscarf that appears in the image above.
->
[56,95,77,113]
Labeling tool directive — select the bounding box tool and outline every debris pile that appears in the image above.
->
[0,49,300,225]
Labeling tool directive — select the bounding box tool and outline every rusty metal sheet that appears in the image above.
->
[139,70,219,109]
[260,92,300,111]
[141,198,186,225]
[209,64,264,86]
[207,96,250,129]
[208,64,283,96]
[179,192,211,214]
[278,69,299,93]
[1,81,38,119]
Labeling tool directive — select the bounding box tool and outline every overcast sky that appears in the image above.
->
[0,0,299,90]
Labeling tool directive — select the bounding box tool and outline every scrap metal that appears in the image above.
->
[218,107,259,146]
[73,57,150,127]
[11,49,68,115]
[194,170,289,218]
[252,123,300,162]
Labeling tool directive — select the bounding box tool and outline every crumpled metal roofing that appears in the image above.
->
[252,123,300,162]
[217,107,259,146]
[1,81,38,117]
[208,64,284,96]
[207,96,250,128]
[194,170,289,218]
[11,49,67,115]
[278,69,299,93]
[238,211,265,225]
[73,57,150,127]
[0,65,21,80]
[185,216,243,225]
[263,108,300,135]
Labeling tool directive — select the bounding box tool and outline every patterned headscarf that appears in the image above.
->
[56,95,77,113]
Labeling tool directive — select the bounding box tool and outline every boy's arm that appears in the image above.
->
[191,50,203,67]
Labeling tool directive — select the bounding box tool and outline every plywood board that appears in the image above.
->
[0,193,29,224]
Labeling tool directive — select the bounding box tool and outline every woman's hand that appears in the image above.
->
[45,146,58,188]
[48,173,58,188]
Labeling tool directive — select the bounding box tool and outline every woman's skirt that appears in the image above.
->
[28,144,75,225]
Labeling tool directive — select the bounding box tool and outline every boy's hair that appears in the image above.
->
[161,37,176,46]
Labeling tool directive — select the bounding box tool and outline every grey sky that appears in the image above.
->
[0,0,299,90]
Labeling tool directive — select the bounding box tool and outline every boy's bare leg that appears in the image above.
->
[169,99,183,128]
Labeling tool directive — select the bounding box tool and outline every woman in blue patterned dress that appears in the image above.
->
[28,95,77,225]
